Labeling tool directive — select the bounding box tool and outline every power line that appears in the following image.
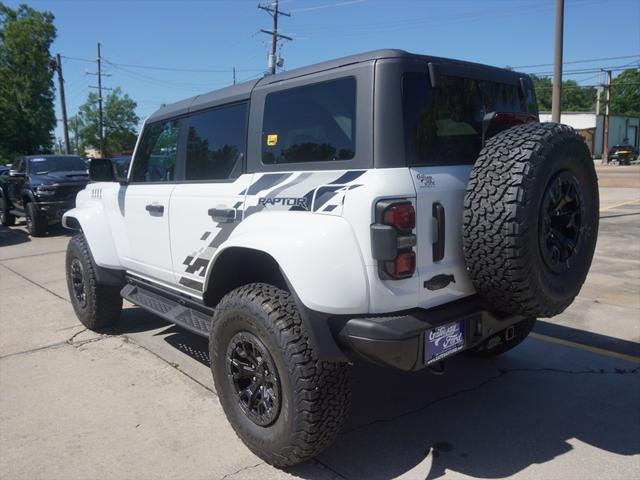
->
[62,55,263,74]
[528,64,639,76]
[513,54,640,69]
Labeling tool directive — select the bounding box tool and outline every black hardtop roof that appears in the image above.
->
[147,49,528,123]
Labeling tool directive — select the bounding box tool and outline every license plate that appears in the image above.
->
[425,320,465,365]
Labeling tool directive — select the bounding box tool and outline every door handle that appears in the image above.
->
[208,207,236,223]
[432,202,445,262]
[145,204,164,215]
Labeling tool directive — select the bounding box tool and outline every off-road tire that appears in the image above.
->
[463,123,599,318]
[26,202,47,237]
[66,233,122,329]
[466,318,536,357]
[210,283,350,467]
[0,194,15,226]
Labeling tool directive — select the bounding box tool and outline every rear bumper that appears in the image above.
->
[337,296,526,371]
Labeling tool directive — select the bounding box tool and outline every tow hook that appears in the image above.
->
[428,361,446,375]
[505,325,516,341]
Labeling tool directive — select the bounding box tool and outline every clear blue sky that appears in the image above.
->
[5,0,640,141]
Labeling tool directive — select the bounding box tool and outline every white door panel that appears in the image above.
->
[120,184,175,283]
[169,175,253,294]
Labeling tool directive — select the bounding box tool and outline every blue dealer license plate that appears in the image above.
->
[425,320,465,365]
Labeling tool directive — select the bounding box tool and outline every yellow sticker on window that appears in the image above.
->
[267,134,278,146]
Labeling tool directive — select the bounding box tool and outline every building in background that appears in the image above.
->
[539,112,640,159]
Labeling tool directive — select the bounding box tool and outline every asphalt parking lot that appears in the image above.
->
[1,166,639,480]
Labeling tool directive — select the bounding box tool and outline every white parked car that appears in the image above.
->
[63,49,599,467]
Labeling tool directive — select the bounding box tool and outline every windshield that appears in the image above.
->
[28,156,87,174]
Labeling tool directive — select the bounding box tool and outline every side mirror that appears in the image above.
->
[8,170,26,178]
[89,158,116,182]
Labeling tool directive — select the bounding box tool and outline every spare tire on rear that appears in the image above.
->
[462,122,599,318]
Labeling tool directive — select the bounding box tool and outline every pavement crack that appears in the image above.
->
[0,341,70,359]
[67,328,89,343]
[0,262,69,302]
[219,461,264,480]
[121,335,216,395]
[344,365,639,435]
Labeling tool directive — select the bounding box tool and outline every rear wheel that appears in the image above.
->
[26,202,47,236]
[210,283,350,467]
[0,195,15,226]
[66,234,122,330]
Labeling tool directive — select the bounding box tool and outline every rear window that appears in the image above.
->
[261,77,356,164]
[402,72,528,166]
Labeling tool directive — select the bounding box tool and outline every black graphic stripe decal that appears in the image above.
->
[179,277,203,292]
[328,170,365,185]
[240,173,292,195]
[292,170,366,211]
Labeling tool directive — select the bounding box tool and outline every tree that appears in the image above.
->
[531,75,596,113]
[609,69,640,116]
[74,87,139,156]
[0,3,57,162]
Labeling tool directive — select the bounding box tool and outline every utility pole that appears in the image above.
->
[73,115,80,154]
[54,54,70,154]
[603,69,612,162]
[233,66,236,85]
[259,0,292,75]
[97,43,104,156]
[87,43,111,157]
[595,67,602,115]
[551,0,564,123]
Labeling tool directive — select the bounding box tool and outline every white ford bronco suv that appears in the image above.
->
[63,50,599,467]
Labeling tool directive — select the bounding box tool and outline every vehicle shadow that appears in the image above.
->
[0,225,31,247]
[111,307,640,480]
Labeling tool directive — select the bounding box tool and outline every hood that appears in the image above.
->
[30,170,89,186]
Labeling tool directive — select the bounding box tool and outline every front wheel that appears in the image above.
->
[0,195,16,226]
[66,234,122,330]
[210,283,350,467]
[26,202,47,236]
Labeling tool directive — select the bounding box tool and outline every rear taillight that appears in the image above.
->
[385,251,416,279]
[371,199,417,280]
[382,202,415,232]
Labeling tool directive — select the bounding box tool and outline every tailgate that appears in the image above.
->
[409,165,476,308]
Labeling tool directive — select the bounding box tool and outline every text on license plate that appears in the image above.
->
[425,320,465,365]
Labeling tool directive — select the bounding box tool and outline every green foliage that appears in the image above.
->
[531,75,596,113]
[73,87,139,156]
[609,69,640,116]
[0,2,57,162]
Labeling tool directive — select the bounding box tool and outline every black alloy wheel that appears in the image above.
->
[539,171,584,273]
[226,331,281,427]
[70,258,87,308]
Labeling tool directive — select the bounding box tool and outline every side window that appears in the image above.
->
[16,158,26,173]
[185,102,247,181]
[130,119,180,183]
[262,77,356,164]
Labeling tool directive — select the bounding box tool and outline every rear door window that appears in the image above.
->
[402,73,526,166]
[261,77,356,164]
[184,102,247,181]
[130,119,181,182]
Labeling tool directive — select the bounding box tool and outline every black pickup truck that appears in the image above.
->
[0,155,89,236]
